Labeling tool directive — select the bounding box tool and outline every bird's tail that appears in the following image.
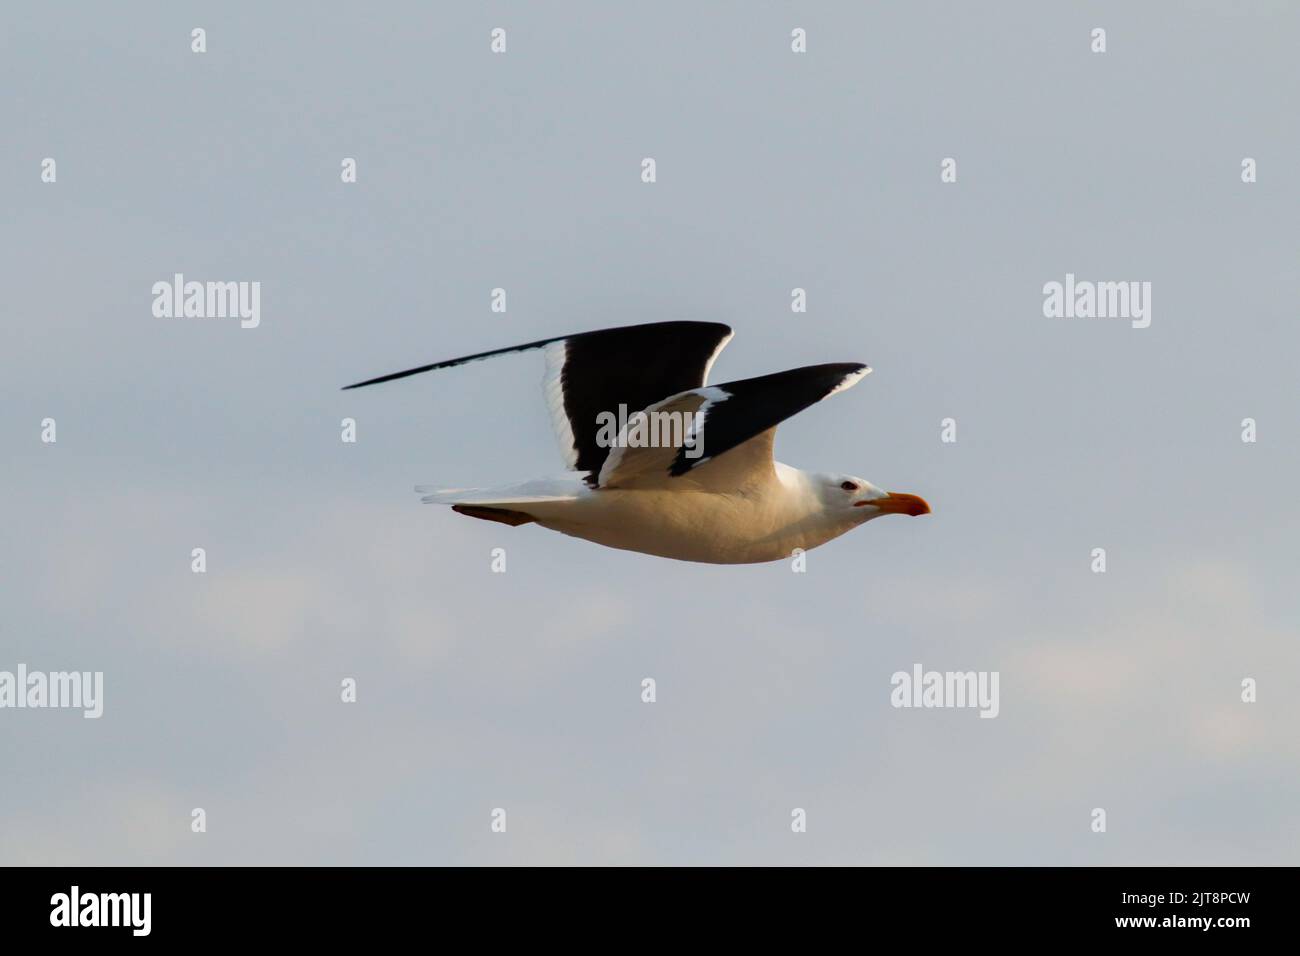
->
[415,474,584,524]
[415,480,582,528]
[414,481,581,507]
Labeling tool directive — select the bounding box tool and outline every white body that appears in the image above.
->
[538,467,861,563]
[422,460,890,565]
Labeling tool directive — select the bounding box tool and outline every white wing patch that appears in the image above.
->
[542,340,579,470]
[829,365,871,396]
[678,385,731,471]
[700,330,734,385]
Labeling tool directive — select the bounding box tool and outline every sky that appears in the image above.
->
[2,1,1298,865]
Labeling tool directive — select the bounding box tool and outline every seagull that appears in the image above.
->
[343,321,930,564]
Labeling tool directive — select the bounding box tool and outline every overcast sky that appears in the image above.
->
[3,1,1298,865]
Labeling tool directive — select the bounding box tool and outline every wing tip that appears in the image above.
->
[829,364,871,396]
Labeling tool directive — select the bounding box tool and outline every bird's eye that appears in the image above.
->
[840,481,859,492]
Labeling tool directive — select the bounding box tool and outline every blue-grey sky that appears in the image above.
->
[2,1,1297,865]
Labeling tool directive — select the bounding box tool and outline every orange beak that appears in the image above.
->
[855,492,931,516]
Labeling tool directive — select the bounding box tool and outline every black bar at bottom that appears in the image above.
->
[0,865,1285,941]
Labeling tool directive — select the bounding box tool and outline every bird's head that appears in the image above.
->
[819,473,931,521]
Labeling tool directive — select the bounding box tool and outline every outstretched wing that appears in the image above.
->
[597,363,870,491]
[343,320,734,481]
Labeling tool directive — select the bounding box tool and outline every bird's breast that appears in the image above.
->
[533,487,853,564]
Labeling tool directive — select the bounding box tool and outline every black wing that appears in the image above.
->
[668,363,869,477]
[344,320,734,479]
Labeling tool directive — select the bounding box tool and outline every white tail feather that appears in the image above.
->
[415,475,586,506]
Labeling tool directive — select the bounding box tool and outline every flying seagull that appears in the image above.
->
[343,321,930,564]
